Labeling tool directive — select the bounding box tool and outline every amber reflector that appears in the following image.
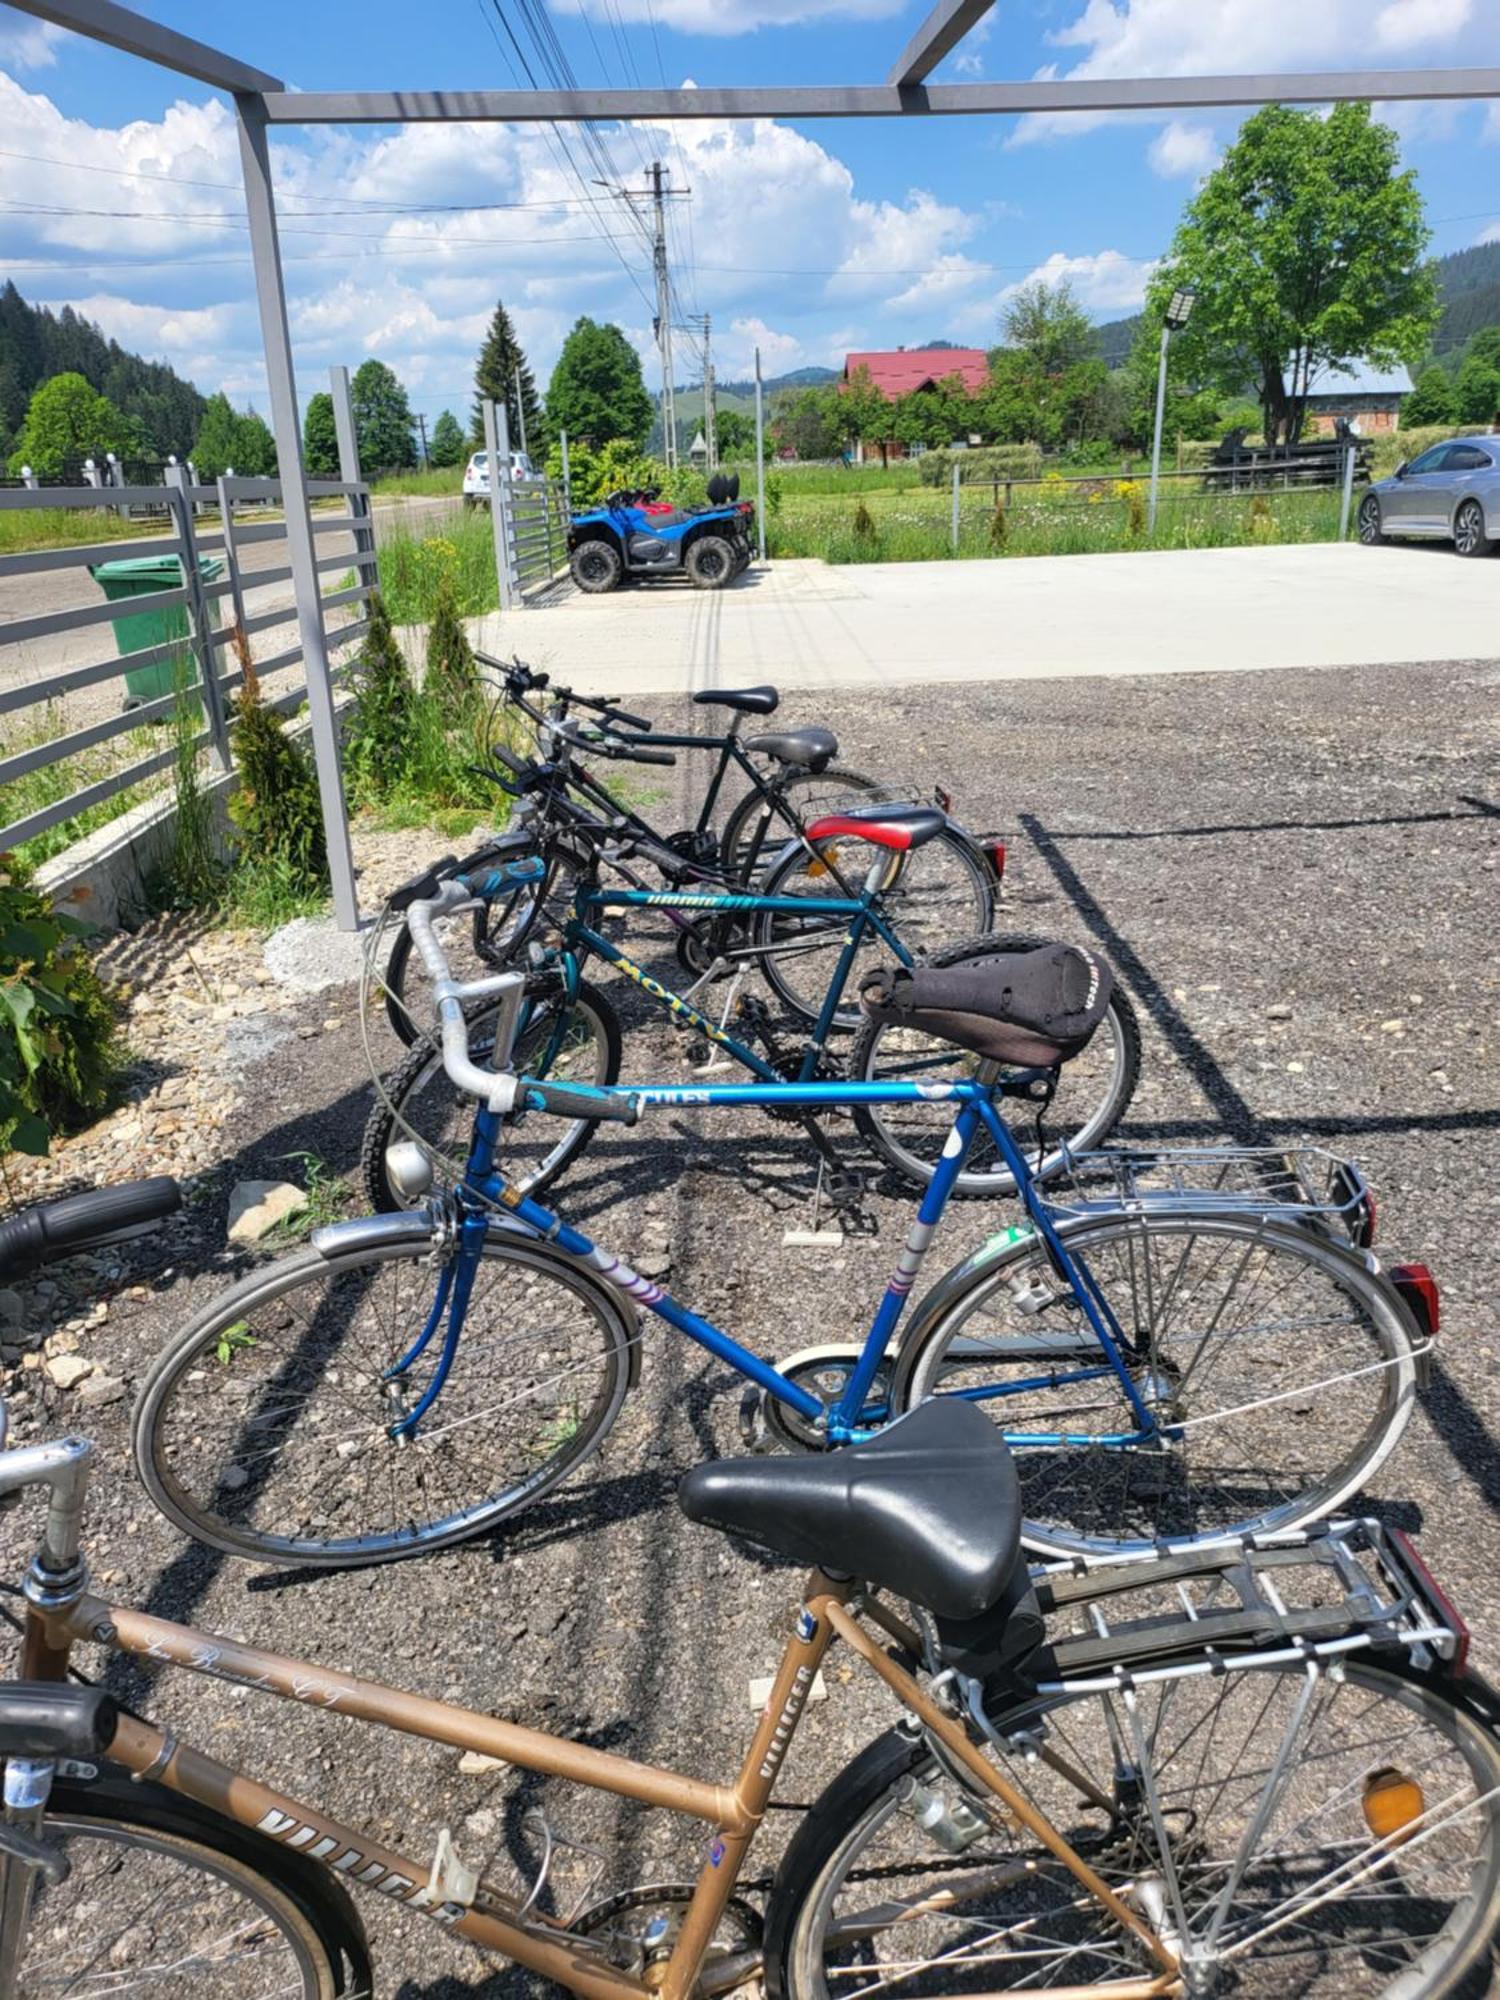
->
[1363,1767,1425,1845]
[807,846,839,878]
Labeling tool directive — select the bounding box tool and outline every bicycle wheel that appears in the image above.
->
[361,977,622,1212]
[893,1212,1417,1556]
[1,1775,367,1995]
[753,826,995,1030]
[718,767,890,883]
[766,1658,1500,2000]
[133,1229,635,1566]
[850,932,1140,1195]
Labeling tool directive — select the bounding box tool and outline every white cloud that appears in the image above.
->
[999,249,1157,312]
[0,15,67,69]
[553,0,903,31]
[1374,0,1471,51]
[0,70,979,413]
[1010,0,1484,148]
[1147,120,1218,179]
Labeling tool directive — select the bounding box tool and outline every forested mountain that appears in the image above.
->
[0,282,206,461]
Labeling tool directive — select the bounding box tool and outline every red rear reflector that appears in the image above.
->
[1390,1262,1440,1338]
[1392,1529,1469,1674]
[983,838,1007,883]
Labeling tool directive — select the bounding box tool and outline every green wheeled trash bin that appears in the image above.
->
[89,553,225,709]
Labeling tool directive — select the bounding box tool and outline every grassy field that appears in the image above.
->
[0,508,176,556]
[370,467,466,499]
[766,480,1346,563]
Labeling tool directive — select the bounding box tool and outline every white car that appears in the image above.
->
[462,449,535,506]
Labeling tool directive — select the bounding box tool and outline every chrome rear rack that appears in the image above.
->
[1037,1144,1373,1244]
[1033,1518,1461,1694]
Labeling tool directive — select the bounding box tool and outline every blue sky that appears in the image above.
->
[2,0,1498,433]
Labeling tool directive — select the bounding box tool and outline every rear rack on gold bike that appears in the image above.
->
[1036,1144,1375,1247]
[1028,1518,1464,1696]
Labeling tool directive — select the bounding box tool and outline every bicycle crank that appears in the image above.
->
[572,1883,762,1992]
[740,1345,896,1453]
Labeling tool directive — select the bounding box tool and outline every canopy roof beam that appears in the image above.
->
[4,0,283,93]
[888,0,996,88]
[256,69,1500,124]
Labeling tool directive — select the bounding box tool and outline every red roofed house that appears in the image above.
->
[843,347,990,463]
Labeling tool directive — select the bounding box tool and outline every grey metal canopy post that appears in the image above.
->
[235,91,360,931]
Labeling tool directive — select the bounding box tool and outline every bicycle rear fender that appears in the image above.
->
[308,1212,644,1388]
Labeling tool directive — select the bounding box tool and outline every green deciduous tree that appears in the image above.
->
[192,392,247,480]
[769,385,840,459]
[544,318,654,449]
[5,371,136,476]
[714,408,757,457]
[1403,366,1457,426]
[302,391,340,478]
[1149,102,1437,447]
[834,364,892,463]
[429,408,466,467]
[1454,354,1500,425]
[471,300,544,454]
[231,409,277,478]
[1001,278,1093,375]
[351,360,416,473]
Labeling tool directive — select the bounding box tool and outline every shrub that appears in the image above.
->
[227,663,328,894]
[988,501,1008,550]
[0,862,121,1155]
[424,581,480,721]
[852,500,878,543]
[344,592,417,804]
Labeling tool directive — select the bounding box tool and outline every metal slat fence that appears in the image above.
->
[0,472,376,856]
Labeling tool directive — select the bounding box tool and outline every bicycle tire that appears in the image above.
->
[718,766,890,884]
[765,1659,1500,2000]
[0,1772,369,1996]
[361,977,622,1212]
[892,1210,1418,1557]
[849,931,1141,1195]
[133,1227,636,1567]
[753,824,996,1030]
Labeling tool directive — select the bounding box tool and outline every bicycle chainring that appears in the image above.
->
[573,1882,763,1981]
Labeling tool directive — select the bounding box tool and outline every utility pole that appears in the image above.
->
[416,412,429,469]
[597,163,688,468]
[651,161,679,469]
[513,367,529,461]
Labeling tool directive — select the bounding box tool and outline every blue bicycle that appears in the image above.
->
[135,877,1430,1570]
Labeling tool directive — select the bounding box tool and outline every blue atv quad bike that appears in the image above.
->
[567,472,754,594]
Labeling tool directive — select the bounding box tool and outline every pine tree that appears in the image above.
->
[228,663,329,893]
[471,300,545,456]
[343,592,417,803]
[425,581,480,719]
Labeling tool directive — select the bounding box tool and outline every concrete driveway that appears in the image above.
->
[482,541,1500,697]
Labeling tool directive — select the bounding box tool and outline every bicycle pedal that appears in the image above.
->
[738,1386,776,1452]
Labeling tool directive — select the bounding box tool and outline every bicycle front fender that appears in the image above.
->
[307,1211,644,1389]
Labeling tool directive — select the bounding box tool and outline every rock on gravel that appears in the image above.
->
[260,916,371,996]
[227,1179,309,1244]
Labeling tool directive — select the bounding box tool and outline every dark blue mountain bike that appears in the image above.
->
[134,877,1428,1571]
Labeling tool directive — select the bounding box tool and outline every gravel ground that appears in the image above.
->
[1,655,1498,1996]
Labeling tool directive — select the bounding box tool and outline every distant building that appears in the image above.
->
[689,428,708,466]
[1304,363,1413,436]
[843,346,989,462]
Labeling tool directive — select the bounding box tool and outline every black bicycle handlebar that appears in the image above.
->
[0,1177,181,1283]
[521,1078,640,1125]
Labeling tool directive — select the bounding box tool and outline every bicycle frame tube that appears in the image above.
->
[29,1578,1174,1999]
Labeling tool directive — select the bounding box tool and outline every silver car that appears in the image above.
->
[1358,435,1500,556]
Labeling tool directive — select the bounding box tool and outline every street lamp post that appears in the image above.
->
[1148,286,1197,536]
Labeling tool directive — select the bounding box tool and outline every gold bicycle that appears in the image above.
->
[0,1370,1497,1998]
